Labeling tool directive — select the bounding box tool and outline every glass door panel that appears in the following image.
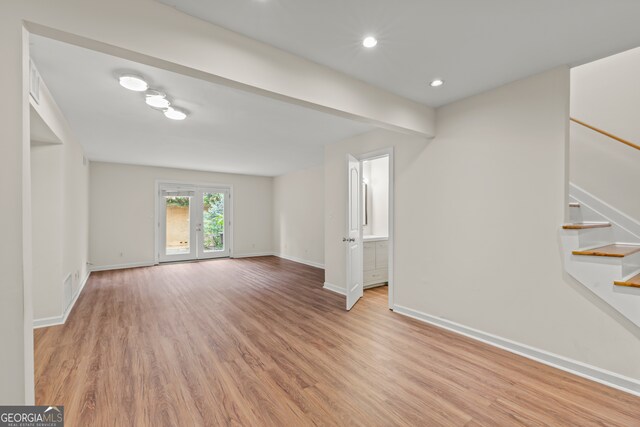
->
[165,196,191,255]
[199,190,230,259]
[202,192,225,253]
[159,190,196,262]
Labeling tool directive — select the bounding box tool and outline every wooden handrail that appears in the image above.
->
[570,117,640,151]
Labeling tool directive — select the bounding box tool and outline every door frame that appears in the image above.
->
[355,147,395,310]
[154,180,234,264]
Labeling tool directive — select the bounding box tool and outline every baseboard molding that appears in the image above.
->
[274,253,324,269]
[232,252,275,259]
[33,315,64,329]
[90,261,155,272]
[570,183,640,240]
[34,272,91,329]
[364,282,387,290]
[323,282,346,295]
[393,304,640,397]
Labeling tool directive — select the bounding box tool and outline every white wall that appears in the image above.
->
[570,122,640,223]
[570,49,640,222]
[325,68,640,381]
[30,144,63,320]
[89,162,273,268]
[30,76,90,324]
[571,47,640,144]
[30,77,90,323]
[362,157,389,237]
[272,165,324,268]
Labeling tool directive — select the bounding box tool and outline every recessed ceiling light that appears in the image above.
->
[119,74,148,92]
[145,90,171,109]
[164,107,187,121]
[362,36,378,48]
[430,79,445,87]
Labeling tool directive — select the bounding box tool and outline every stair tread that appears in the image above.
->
[614,273,640,288]
[573,244,640,258]
[562,222,611,230]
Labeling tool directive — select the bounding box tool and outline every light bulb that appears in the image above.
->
[145,91,171,109]
[119,74,148,92]
[362,36,378,48]
[164,107,187,120]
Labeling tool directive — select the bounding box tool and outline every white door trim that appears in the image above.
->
[356,148,395,310]
[154,180,234,264]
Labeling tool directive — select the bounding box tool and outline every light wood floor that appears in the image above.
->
[35,257,640,426]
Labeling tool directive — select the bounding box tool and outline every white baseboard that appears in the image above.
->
[34,272,91,329]
[364,282,387,290]
[393,304,640,397]
[232,252,275,259]
[232,252,325,269]
[33,315,64,329]
[90,261,155,272]
[323,282,346,295]
[274,253,324,269]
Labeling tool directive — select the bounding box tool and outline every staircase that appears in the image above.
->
[560,189,640,327]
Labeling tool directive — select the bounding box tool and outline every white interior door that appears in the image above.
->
[346,154,363,310]
[159,185,230,262]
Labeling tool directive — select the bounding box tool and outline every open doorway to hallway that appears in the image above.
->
[345,149,392,311]
[361,154,391,307]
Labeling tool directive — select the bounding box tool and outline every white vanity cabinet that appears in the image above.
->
[363,237,388,288]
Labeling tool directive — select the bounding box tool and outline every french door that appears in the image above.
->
[158,184,230,262]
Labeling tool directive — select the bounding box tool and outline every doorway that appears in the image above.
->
[157,183,231,262]
[345,149,394,311]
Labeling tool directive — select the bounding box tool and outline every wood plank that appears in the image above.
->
[615,273,640,289]
[34,257,640,426]
[562,222,611,230]
[573,244,640,258]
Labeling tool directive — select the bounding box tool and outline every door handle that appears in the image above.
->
[343,237,356,242]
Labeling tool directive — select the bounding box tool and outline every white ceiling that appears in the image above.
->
[158,0,640,107]
[29,35,372,176]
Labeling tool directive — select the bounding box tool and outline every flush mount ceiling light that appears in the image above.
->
[362,36,378,48]
[119,73,187,120]
[164,107,187,121]
[118,74,149,92]
[430,79,445,87]
[145,90,171,109]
